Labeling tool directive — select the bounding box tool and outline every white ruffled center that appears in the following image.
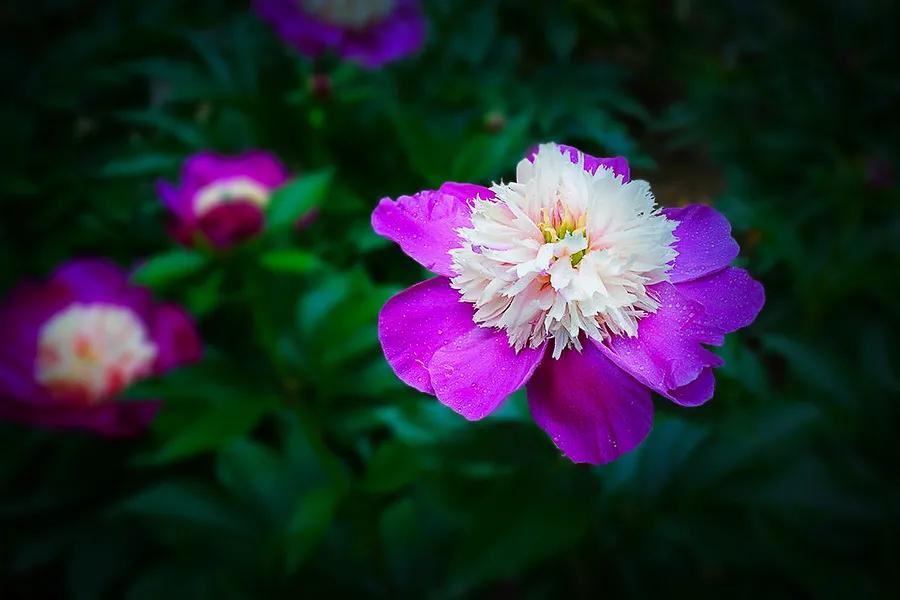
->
[450,143,678,359]
[193,177,271,217]
[302,0,394,29]
[35,303,157,404]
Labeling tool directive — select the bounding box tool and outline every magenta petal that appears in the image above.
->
[254,0,424,68]
[527,345,653,464]
[429,328,545,421]
[598,282,724,407]
[53,259,154,319]
[150,304,202,374]
[675,267,765,333]
[526,144,630,182]
[667,367,716,407]
[664,204,740,284]
[371,182,491,277]
[339,0,426,68]
[157,180,193,221]
[0,399,160,437]
[378,277,478,394]
[0,363,41,403]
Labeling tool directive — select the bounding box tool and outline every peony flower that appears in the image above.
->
[157,151,290,249]
[372,143,764,464]
[254,0,425,69]
[0,259,201,436]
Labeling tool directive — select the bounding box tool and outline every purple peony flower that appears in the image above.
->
[254,0,425,68]
[372,143,765,464]
[0,259,202,437]
[157,151,290,249]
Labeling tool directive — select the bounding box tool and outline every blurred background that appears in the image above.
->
[1,0,899,597]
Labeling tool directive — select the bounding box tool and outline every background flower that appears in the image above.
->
[157,151,290,249]
[254,0,425,68]
[0,259,201,436]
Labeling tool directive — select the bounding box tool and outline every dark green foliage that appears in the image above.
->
[1,0,898,597]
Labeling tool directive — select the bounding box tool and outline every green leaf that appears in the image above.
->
[131,250,207,289]
[266,170,332,231]
[138,399,277,465]
[362,440,421,494]
[448,114,532,182]
[97,153,181,178]
[259,249,322,274]
[284,486,340,573]
[113,482,245,534]
[115,110,208,148]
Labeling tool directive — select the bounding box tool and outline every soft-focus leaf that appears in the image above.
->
[259,249,322,273]
[131,250,207,288]
[266,170,333,231]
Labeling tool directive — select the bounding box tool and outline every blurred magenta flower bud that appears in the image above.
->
[157,151,291,249]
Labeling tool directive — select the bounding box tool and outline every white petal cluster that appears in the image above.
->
[194,177,271,217]
[36,304,157,403]
[450,143,677,358]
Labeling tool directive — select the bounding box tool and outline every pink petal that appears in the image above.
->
[371,182,492,277]
[598,282,724,407]
[675,267,765,333]
[664,204,740,284]
[378,277,478,394]
[527,344,653,464]
[429,328,545,421]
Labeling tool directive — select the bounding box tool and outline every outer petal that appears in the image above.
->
[664,204,740,284]
[53,259,154,319]
[0,281,73,391]
[255,0,343,56]
[598,282,724,407]
[527,344,653,464]
[150,304,202,374]
[371,182,491,277]
[675,267,764,333]
[527,144,630,182]
[429,328,546,421]
[0,399,160,438]
[156,180,193,221]
[378,277,478,394]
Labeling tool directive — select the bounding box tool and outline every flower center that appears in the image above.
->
[194,177,271,217]
[450,143,678,359]
[35,303,158,405]
[301,0,395,29]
